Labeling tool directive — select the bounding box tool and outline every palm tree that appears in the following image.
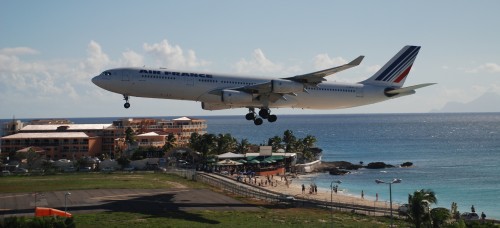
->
[408,189,437,228]
[235,139,251,154]
[125,127,135,144]
[302,135,317,149]
[189,133,217,161]
[430,207,451,228]
[163,133,177,153]
[283,130,296,153]
[215,133,237,154]
[267,136,283,152]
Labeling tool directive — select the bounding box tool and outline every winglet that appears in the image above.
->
[349,55,364,66]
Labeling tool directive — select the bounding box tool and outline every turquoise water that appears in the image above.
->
[202,113,500,219]
[3,113,499,218]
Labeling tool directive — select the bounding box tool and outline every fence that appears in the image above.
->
[166,169,397,217]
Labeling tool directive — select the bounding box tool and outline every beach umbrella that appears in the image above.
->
[217,159,242,166]
[248,160,260,164]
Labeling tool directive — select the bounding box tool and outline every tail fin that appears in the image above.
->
[361,45,420,88]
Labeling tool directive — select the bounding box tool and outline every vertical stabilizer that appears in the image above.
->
[361,46,420,88]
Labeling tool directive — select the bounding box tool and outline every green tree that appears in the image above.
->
[215,133,237,154]
[235,139,251,154]
[125,127,135,144]
[408,189,437,228]
[25,148,40,171]
[300,135,318,162]
[116,156,131,168]
[430,207,451,228]
[163,133,177,153]
[189,133,216,161]
[267,136,283,152]
[283,130,296,153]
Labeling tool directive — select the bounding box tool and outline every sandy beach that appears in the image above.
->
[237,174,393,210]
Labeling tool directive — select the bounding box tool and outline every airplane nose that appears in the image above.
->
[91,76,99,86]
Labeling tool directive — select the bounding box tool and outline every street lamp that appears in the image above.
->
[330,180,342,227]
[64,192,71,214]
[375,178,401,227]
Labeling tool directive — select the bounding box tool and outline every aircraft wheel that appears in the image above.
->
[259,109,270,119]
[245,112,256,120]
[124,103,130,109]
[268,115,277,122]
[254,118,263,126]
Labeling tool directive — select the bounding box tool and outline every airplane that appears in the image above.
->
[92,45,435,125]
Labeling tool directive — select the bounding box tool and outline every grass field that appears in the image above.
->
[0,172,407,227]
[0,172,204,193]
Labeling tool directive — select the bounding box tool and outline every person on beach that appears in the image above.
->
[471,205,475,213]
[361,190,364,199]
[376,193,378,202]
[481,212,486,221]
[302,184,305,194]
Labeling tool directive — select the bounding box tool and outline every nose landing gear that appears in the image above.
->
[123,95,130,109]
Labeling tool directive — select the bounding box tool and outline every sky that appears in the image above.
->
[1,1,500,119]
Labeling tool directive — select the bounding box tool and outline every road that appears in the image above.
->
[0,188,260,217]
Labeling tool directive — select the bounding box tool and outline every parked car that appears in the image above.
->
[1,170,11,176]
[461,212,479,220]
[64,167,76,172]
[123,166,135,172]
[79,167,92,172]
[398,204,409,216]
[13,168,29,174]
[101,167,115,173]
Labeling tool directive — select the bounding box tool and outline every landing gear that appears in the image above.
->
[245,108,277,125]
[123,95,130,109]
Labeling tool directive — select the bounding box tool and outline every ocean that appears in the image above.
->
[2,113,499,219]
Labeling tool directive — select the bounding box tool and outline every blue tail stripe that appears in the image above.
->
[383,54,418,82]
[381,48,419,82]
[376,46,418,81]
[375,46,420,82]
[378,47,419,82]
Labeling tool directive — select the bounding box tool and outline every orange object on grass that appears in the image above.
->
[35,207,72,218]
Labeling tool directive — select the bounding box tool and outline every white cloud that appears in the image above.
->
[313,53,347,70]
[120,50,144,67]
[366,64,381,74]
[143,39,208,68]
[479,63,500,73]
[463,62,500,74]
[234,48,286,74]
[82,40,110,73]
[0,47,39,56]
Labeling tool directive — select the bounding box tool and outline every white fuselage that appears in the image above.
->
[92,67,397,111]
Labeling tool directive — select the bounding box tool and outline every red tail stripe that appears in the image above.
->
[393,64,413,83]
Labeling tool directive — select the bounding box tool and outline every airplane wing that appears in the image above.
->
[208,55,364,105]
[284,55,364,84]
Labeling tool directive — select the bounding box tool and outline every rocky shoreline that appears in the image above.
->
[315,161,413,175]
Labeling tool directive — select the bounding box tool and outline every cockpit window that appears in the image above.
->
[103,71,112,76]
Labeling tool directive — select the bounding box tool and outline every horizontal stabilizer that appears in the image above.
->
[385,83,436,94]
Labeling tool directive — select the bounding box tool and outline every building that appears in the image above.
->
[1,117,207,160]
[1,120,24,137]
[111,117,207,145]
[1,132,101,159]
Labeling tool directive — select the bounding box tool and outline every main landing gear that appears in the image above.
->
[123,95,130,109]
[245,108,277,125]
